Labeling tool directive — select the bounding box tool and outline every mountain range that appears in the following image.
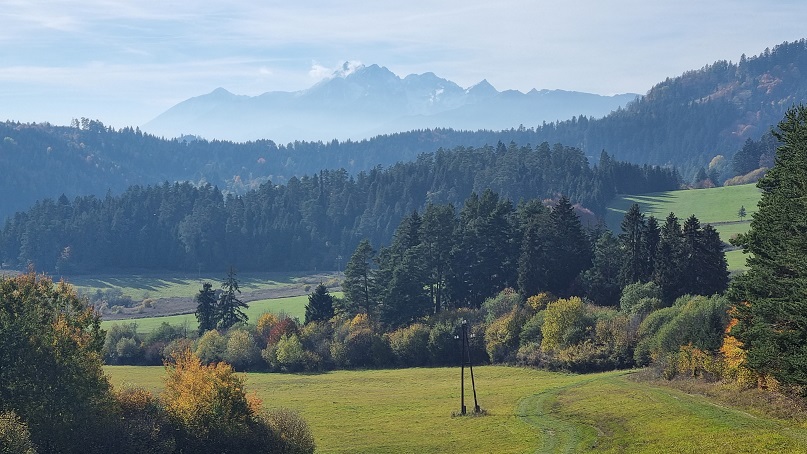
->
[143,63,639,143]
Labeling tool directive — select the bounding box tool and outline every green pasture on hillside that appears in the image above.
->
[106,366,807,453]
[100,293,336,334]
[604,183,762,229]
[605,184,762,272]
[66,271,309,301]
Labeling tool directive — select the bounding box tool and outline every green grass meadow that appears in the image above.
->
[605,184,762,272]
[105,366,807,453]
[99,294,335,334]
[67,271,304,301]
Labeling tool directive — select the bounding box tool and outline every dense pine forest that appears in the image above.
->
[0,143,677,273]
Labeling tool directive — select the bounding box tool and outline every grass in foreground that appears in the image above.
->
[105,366,807,453]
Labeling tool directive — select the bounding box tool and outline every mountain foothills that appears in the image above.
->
[1,40,805,222]
[143,63,639,143]
[0,144,678,273]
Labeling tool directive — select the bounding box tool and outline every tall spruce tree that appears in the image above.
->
[729,105,807,387]
[195,282,218,335]
[217,267,248,330]
[696,224,729,295]
[619,203,646,286]
[654,212,685,303]
[343,239,377,314]
[304,283,335,324]
[421,203,456,314]
[642,215,661,280]
[581,230,622,307]
[517,202,552,298]
[545,196,592,296]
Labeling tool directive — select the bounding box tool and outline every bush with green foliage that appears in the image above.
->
[224,329,262,371]
[103,322,143,365]
[195,329,227,364]
[482,288,521,324]
[619,281,663,315]
[485,307,527,363]
[274,334,319,372]
[388,323,431,367]
[541,297,593,352]
[634,295,730,369]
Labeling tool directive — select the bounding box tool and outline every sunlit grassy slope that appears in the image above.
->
[106,366,807,453]
[100,293,339,334]
[605,184,763,272]
[67,271,304,301]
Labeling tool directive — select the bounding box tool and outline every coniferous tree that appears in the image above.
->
[581,230,622,307]
[642,215,661,280]
[447,190,514,308]
[729,105,807,387]
[619,203,646,286]
[696,224,729,295]
[343,239,377,315]
[545,196,592,296]
[516,202,552,299]
[421,203,456,313]
[217,267,248,330]
[654,212,685,303]
[379,245,431,327]
[304,283,335,324]
[195,282,218,335]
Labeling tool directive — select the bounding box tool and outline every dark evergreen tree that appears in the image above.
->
[619,203,646,286]
[343,239,377,314]
[654,212,685,303]
[217,267,248,330]
[545,196,592,296]
[421,203,456,313]
[447,190,514,308]
[516,202,552,299]
[696,224,729,295]
[642,215,661,280]
[729,105,807,388]
[194,282,218,335]
[378,245,432,327]
[581,230,622,307]
[304,283,335,324]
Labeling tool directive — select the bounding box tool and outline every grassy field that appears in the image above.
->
[105,366,807,453]
[605,184,762,272]
[99,293,340,334]
[66,271,309,301]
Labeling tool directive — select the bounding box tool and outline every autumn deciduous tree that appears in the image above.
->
[161,349,269,452]
[0,271,113,453]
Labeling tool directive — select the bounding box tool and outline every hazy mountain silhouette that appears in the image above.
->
[143,64,638,143]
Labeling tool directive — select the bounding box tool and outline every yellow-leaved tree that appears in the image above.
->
[161,349,315,453]
[162,349,260,447]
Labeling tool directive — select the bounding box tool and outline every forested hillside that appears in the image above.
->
[0,143,677,273]
[2,40,805,222]
[531,40,807,176]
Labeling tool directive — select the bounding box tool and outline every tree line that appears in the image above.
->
[339,192,728,329]
[0,143,679,273]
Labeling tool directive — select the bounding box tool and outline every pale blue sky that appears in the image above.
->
[1,0,805,129]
